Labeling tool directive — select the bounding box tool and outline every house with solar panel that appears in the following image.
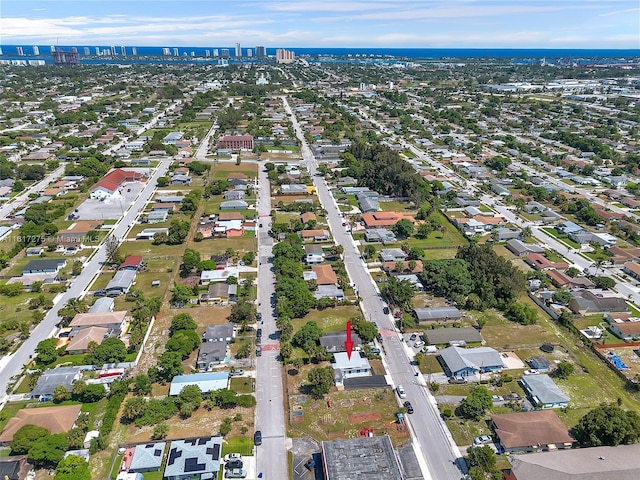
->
[129,442,166,473]
[164,437,222,480]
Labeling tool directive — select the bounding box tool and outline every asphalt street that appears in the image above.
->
[0,161,170,404]
[0,164,66,220]
[254,160,288,479]
[283,97,467,480]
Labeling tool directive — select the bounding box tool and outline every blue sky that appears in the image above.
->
[0,0,638,49]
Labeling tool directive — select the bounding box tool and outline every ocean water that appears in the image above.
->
[1,45,639,64]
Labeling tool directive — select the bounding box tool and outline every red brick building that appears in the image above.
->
[218,135,253,151]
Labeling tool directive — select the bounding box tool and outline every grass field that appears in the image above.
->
[230,377,255,394]
[292,306,362,334]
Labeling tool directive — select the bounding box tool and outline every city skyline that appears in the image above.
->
[0,0,638,49]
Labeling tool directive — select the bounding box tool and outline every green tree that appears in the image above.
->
[35,338,58,365]
[175,384,203,418]
[53,385,70,403]
[552,291,572,305]
[466,444,497,472]
[210,388,238,409]
[166,329,200,359]
[182,248,201,273]
[169,313,198,334]
[152,422,169,440]
[86,337,127,365]
[363,245,377,259]
[352,318,378,343]
[380,276,415,309]
[28,433,69,468]
[65,428,86,450]
[154,351,183,382]
[506,301,538,325]
[392,218,415,238]
[593,276,616,290]
[55,454,91,480]
[134,374,153,395]
[457,386,492,420]
[171,283,193,306]
[307,366,334,398]
[72,260,83,276]
[122,397,147,422]
[573,405,640,446]
[554,361,575,379]
[11,425,50,454]
[228,300,256,330]
[292,321,322,350]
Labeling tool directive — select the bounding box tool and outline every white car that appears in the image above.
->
[396,385,407,399]
[414,340,425,348]
[224,453,242,462]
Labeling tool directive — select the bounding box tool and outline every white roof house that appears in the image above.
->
[200,266,240,284]
[169,372,229,396]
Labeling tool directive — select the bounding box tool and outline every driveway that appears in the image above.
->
[291,438,323,480]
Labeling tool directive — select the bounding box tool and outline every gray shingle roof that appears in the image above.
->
[521,374,570,405]
[129,442,166,472]
[439,346,503,374]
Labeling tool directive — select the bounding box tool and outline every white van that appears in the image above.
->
[396,385,407,399]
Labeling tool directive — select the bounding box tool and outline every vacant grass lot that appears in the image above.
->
[292,306,362,335]
[211,164,258,180]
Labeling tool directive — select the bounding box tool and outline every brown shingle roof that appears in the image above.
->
[0,405,81,442]
[492,411,574,450]
[312,265,338,285]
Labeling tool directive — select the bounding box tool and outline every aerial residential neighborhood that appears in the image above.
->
[0,38,639,480]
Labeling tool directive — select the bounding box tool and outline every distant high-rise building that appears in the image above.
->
[71,47,77,53]
[95,47,100,55]
[52,48,79,66]
[221,48,230,57]
[110,46,116,55]
[163,48,171,56]
[173,47,179,56]
[121,46,126,56]
[276,48,295,64]
[247,49,253,57]
[33,46,39,56]
[83,47,90,56]
[0,47,3,56]
[132,47,137,55]
[213,49,219,57]
[191,51,195,57]
[255,45,266,57]
[50,46,56,53]
[16,47,24,56]
[235,43,241,57]
[205,50,210,57]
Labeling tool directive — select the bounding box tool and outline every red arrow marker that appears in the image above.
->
[344,321,354,360]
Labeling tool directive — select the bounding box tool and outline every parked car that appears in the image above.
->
[403,401,414,414]
[225,469,247,478]
[94,290,107,297]
[473,435,492,445]
[229,370,245,377]
[304,458,316,470]
[225,460,243,469]
[448,377,467,384]
[383,306,390,315]
[254,430,262,445]
[256,328,262,338]
[224,453,242,462]
[396,385,406,399]
[370,347,381,355]
[414,340,425,348]
[409,334,417,341]
[256,346,262,357]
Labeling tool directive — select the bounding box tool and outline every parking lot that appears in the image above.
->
[74,182,144,220]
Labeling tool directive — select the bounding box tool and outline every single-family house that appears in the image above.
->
[413,307,461,322]
[30,367,83,400]
[301,229,330,242]
[320,331,363,353]
[223,190,244,200]
[119,255,144,271]
[361,212,415,229]
[196,342,228,370]
[521,374,570,409]
[200,266,240,284]
[202,324,234,343]
[379,248,407,263]
[69,311,127,335]
[66,326,110,354]
[506,444,640,480]
[163,437,222,480]
[314,284,345,300]
[89,297,115,313]
[136,228,169,240]
[312,264,338,285]
[169,372,229,396]
[439,346,503,379]
[332,352,372,389]
[305,244,325,264]
[491,410,574,453]
[364,228,396,243]
[220,200,248,210]
[170,174,192,186]
[0,405,82,444]
[22,258,66,275]
[505,239,545,257]
[129,442,166,473]
[569,290,628,315]
[105,269,136,294]
[25,246,45,257]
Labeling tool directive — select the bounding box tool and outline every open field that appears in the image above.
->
[292,306,362,334]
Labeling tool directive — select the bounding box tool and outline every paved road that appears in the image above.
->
[283,97,467,480]
[0,161,170,404]
[254,159,288,479]
[0,164,66,220]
